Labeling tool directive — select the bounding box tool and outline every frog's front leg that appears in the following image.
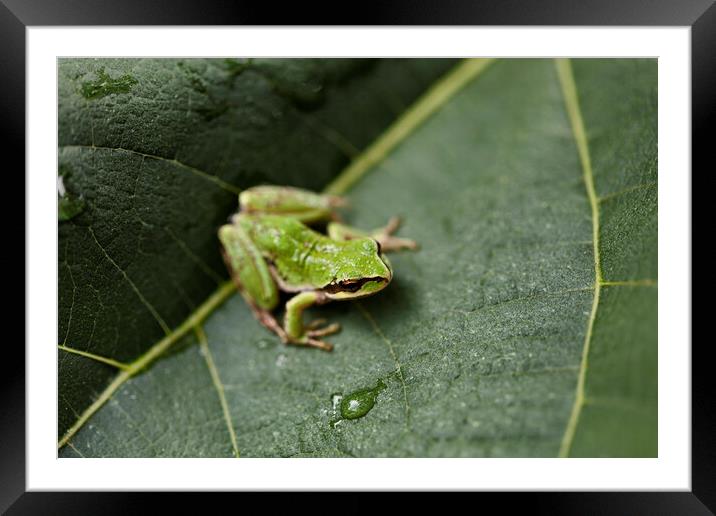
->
[284,291,340,351]
[327,216,417,251]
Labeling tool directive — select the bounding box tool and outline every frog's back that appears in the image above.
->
[236,214,345,289]
[235,213,385,291]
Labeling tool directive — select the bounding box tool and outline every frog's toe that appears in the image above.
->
[304,336,334,352]
[284,331,335,351]
[307,322,341,338]
[383,216,402,235]
[393,236,418,250]
[373,217,418,251]
[378,235,418,252]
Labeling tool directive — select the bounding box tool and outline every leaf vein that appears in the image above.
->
[450,286,594,317]
[61,241,77,346]
[88,226,171,335]
[60,144,242,195]
[555,58,601,458]
[58,344,130,371]
[324,58,495,195]
[356,303,411,429]
[66,441,86,458]
[165,227,224,285]
[299,113,360,159]
[601,279,657,288]
[598,181,657,203]
[57,282,236,450]
[195,325,240,458]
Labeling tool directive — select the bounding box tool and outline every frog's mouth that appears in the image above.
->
[324,276,390,299]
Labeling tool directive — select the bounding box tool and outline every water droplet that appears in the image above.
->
[57,176,67,197]
[80,66,138,100]
[275,354,287,368]
[339,379,387,421]
[58,175,85,222]
[256,338,272,349]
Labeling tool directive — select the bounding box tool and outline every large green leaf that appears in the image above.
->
[57,58,458,439]
[59,58,657,458]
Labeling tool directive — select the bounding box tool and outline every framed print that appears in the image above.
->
[3,0,710,511]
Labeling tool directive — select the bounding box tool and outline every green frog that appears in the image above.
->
[218,185,416,351]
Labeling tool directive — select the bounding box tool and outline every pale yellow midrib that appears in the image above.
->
[58,58,496,452]
[555,59,602,458]
[324,58,495,195]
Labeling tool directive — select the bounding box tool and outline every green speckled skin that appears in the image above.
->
[235,213,392,296]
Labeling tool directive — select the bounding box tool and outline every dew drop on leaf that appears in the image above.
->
[339,379,387,421]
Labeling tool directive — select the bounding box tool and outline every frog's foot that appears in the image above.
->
[328,217,418,251]
[304,336,334,351]
[282,291,336,351]
[280,320,339,351]
[286,334,334,352]
[374,217,418,252]
[285,321,339,351]
[382,216,401,235]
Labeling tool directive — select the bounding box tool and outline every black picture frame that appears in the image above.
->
[3,0,710,512]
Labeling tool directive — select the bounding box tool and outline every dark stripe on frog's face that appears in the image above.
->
[324,276,387,294]
[323,276,391,300]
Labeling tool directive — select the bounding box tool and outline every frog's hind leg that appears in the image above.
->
[219,223,287,342]
[327,216,418,252]
[239,185,347,225]
[232,278,296,345]
[246,301,290,343]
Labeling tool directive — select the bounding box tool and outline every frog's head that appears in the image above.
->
[323,238,393,300]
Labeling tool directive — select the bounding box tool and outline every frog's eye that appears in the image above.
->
[360,238,379,253]
[338,279,363,292]
[324,279,361,294]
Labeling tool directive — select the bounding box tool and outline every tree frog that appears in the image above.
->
[218,185,416,351]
